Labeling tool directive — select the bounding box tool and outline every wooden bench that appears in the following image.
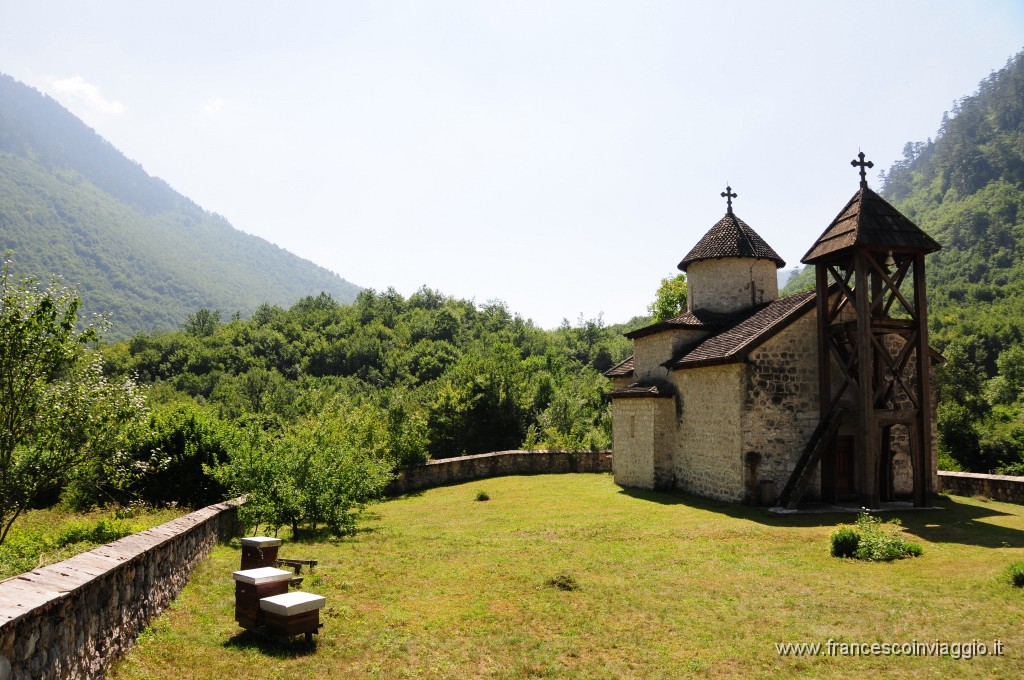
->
[276,558,318,574]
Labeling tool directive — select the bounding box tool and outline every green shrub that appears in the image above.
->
[0,529,47,577]
[475,490,490,502]
[53,519,133,548]
[829,512,923,562]
[1005,560,1024,587]
[830,526,861,557]
[0,517,136,579]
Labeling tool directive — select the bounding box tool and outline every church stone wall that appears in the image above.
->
[612,398,675,489]
[672,364,745,501]
[610,375,633,389]
[686,258,778,314]
[632,330,707,382]
[741,311,822,502]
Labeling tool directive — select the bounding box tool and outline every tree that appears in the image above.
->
[183,308,221,337]
[648,274,688,322]
[210,417,392,537]
[0,258,147,545]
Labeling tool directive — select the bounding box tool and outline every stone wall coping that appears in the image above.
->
[938,470,1024,482]
[0,581,66,625]
[386,449,613,496]
[0,498,241,629]
[412,449,611,466]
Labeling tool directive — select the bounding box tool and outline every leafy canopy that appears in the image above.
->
[648,274,688,322]
[0,256,148,545]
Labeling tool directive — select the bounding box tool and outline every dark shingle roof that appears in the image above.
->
[667,291,816,369]
[678,212,786,272]
[607,382,675,399]
[625,307,743,340]
[802,187,941,264]
[604,356,635,378]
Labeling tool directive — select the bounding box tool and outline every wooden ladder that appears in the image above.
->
[777,406,844,509]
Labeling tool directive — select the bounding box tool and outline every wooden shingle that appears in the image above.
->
[678,212,786,272]
[802,187,941,263]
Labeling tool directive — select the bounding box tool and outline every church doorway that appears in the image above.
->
[834,435,856,501]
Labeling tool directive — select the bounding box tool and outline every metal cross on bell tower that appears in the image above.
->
[721,185,737,214]
[851,151,874,189]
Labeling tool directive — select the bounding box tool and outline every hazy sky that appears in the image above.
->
[1,1,1022,328]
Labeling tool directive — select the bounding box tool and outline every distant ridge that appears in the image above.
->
[0,73,360,339]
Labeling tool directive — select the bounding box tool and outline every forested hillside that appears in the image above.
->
[76,288,639,529]
[785,51,1024,474]
[0,73,360,339]
[880,51,1024,474]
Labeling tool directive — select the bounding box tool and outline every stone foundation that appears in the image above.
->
[385,450,612,495]
[0,500,240,680]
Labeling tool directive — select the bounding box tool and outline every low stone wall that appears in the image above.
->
[0,500,240,680]
[385,450,612,495]
[938,470,1024,504]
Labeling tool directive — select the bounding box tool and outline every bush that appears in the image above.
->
[53,519,133,548]
[0,529,46,577]
[830,526,861,557]
[1005,560,1024,587]
[829,512,923,562]
[904,542,924,558]
[475,490,490,502]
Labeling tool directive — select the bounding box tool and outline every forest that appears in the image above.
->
[78,285,652,534]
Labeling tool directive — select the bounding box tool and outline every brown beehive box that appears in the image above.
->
[259,591,326,638]
[231,567,292,628]
[239,536,283,570]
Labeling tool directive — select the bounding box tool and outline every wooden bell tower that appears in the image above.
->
[801,153,941,508]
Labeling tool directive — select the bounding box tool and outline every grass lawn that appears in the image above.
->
[112,473,1024,678]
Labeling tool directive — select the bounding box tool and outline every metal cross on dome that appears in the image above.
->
[851,151,874,189]
[721,185,737,214]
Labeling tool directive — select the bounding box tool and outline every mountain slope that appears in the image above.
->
[0,73,360,339]
[878,51,1024,368]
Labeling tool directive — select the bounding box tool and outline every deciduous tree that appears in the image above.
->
[0,258,147,545]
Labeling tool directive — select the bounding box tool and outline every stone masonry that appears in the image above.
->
[741,312,822,503]
[385,450,612,495]
[685,257,778,314]
[0,500,240,680]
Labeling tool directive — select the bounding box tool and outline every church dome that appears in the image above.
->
[679,186,785,315]
[678,212,785,272]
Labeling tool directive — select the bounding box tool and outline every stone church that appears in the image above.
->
[606,157,941,509]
